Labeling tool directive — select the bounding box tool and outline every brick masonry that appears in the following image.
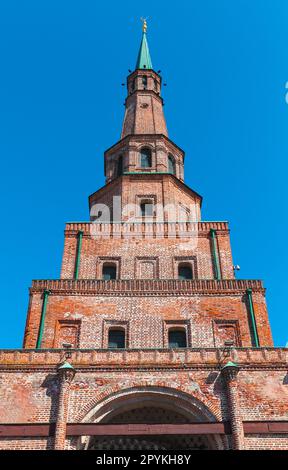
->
[0,32,287,451]
[0,350,287,450]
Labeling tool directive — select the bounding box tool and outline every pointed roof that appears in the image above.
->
[221,361,239,370]
[58,361,74,370]
[135,23,153,70]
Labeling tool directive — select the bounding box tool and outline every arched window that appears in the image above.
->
[108,329,125,349]
[142,76,147,88]
[102,263,117,280]
[178,263,193,280]
[117,155,123,177]
[168,155,176,175]
[168,329,187,348]
[140,148,152,168]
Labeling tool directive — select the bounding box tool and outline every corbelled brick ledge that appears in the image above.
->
[64,221,229,238]
[30,279,264,295]
[0,348,286,369]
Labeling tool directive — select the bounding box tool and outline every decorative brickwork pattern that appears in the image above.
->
[0,29,285,451]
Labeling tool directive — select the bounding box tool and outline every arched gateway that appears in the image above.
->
[76,387,227,451]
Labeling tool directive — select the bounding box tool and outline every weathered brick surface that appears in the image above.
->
[0,354,287,450]
[245,435,288,450]
[89,174,200,220]
[61,230,233,280]
[0,438,50,450]
[122,70,167,138]
[0,370,58,423]
[23,291,272,349]
[104,136,185,183]
[0,35,283,451]
[238,370,288,420]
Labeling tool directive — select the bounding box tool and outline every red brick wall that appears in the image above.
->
[61,234,231,280]
[0,438,50,450]
[244,435,288,450]
[122,70,167,138]
[0,353,286,450]
[23,288,272,349]
[1,28,281,450]
[0,371,57,423]
[89,175,199,220]
[238,370,288,420]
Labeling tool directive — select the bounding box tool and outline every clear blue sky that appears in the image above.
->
[0,1,287,348]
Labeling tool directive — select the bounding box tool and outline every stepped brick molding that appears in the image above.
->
[31,279,264,295]
[0,25,286,451]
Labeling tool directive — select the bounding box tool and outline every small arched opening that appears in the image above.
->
[140,148,152,168]
[168,154,176,175]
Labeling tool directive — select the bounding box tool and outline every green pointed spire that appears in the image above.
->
[135,20,153,70]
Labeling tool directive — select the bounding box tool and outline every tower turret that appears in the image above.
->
[104,21,186,185]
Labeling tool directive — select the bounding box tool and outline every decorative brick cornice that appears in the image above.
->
[0,348,286,370]
[30,278,264,297]
[64,221,229,240]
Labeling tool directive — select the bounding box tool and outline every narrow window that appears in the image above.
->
[168,329,187,348]
[142,76,147,88]
[140,201,153,217]
[140,148,152,168]
[117,155,123,176]
[178,263,193,280]
[108,329,125,349]
[131,78,135,92]
[102,263,117,280]
[168,154,176,175]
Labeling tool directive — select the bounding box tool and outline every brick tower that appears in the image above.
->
[0,22,287,451]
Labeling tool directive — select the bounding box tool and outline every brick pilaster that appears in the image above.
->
[54,363,75,450]
[221,362,245,450]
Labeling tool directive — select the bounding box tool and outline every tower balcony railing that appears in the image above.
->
[64,221,229,239]
[30,278,264,294]
[0,347,287,367]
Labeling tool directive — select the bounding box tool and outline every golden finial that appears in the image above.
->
[140,17,148,33]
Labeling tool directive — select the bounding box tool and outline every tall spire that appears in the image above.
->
[135,19,153,70]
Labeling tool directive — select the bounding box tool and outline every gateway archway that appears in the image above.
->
[88,406,210,450]
[80,387,226,450]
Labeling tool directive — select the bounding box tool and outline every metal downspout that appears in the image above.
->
[36,289,50,349]
[246,288,260,347]
[210,229,221,280]
[74,230,83,280]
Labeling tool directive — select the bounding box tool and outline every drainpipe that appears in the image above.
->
[246,288,260,347]
[74,230,84,280]
[210,229,221,280]
[36,289,50,349]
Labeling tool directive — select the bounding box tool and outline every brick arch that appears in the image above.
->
[73,384,227,450]
[75,382,222,423]
[135,142,155,151]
